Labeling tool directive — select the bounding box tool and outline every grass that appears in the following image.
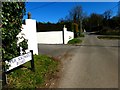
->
[97,36,120,40]
[5,55,59,89]
[68,38,82,44]
[79,33,85,37]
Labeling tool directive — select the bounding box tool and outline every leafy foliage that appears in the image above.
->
[1,2,27,61]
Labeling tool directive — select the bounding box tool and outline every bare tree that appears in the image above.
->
[103,10,112,20]
[69,5,85,35]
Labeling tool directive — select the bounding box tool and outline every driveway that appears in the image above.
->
[38,34,119,88]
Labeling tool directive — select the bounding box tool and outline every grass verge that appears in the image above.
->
[68,38,82,44]
[97,36,120,40]
[79,33,85,37]
[5,55,59,89]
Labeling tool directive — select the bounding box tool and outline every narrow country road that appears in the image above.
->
[38,34,119,88]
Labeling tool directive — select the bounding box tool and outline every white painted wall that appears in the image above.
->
[20,19,38,55]
[37,31,63,44]
[18,19,74,55]
[64,31,74,44]
[26,19,38,55]
[63,26,74,44]
[37,26,74,44]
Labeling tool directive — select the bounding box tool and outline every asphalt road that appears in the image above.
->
[38,34,119,88]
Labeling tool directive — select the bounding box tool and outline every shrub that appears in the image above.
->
[2,2,27,61]
[98,27,120,35]
[68,38,82,44]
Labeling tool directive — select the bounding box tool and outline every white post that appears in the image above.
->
[63,25,67,44]
[25,19,38,55]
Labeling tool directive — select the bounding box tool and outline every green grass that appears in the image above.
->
[68,38,82,44]
[97,36,120,40]
[79,33,85,37]
[5,55,59,89]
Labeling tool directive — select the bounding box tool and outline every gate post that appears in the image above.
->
[63,28,65,44]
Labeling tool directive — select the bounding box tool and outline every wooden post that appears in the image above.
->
[2,62,7,87]
[30,50,35,72]
[2,50,7,86]
[63,25,66,44]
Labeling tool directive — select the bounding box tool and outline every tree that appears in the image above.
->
[111,16,120,29]
[69,5,85,35]
[58,5,86,37]
[102,10,113,27]
[90,13,103,27]
[103,10,112,20]
[1,2,27,62]
[82,13,103,32]
[82,17,90,31]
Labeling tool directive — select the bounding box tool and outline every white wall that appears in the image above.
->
[37,26,74,44]
[20,19,38,55]
[18,19,74,55]
[64,31,74,44]
[63,26,74,44]
[37,31,63,44]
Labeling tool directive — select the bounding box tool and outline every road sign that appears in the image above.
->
[5,51,32,72]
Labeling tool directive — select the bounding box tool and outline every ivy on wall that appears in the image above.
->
[1,2,27,61]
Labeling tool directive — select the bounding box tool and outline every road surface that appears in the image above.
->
[38,34,119,88]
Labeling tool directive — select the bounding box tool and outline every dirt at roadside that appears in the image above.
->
[45,51,74,88]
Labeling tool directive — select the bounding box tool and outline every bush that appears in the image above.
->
[68,38,82,44]
[2,2,27,61]
[98,27,120,35]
